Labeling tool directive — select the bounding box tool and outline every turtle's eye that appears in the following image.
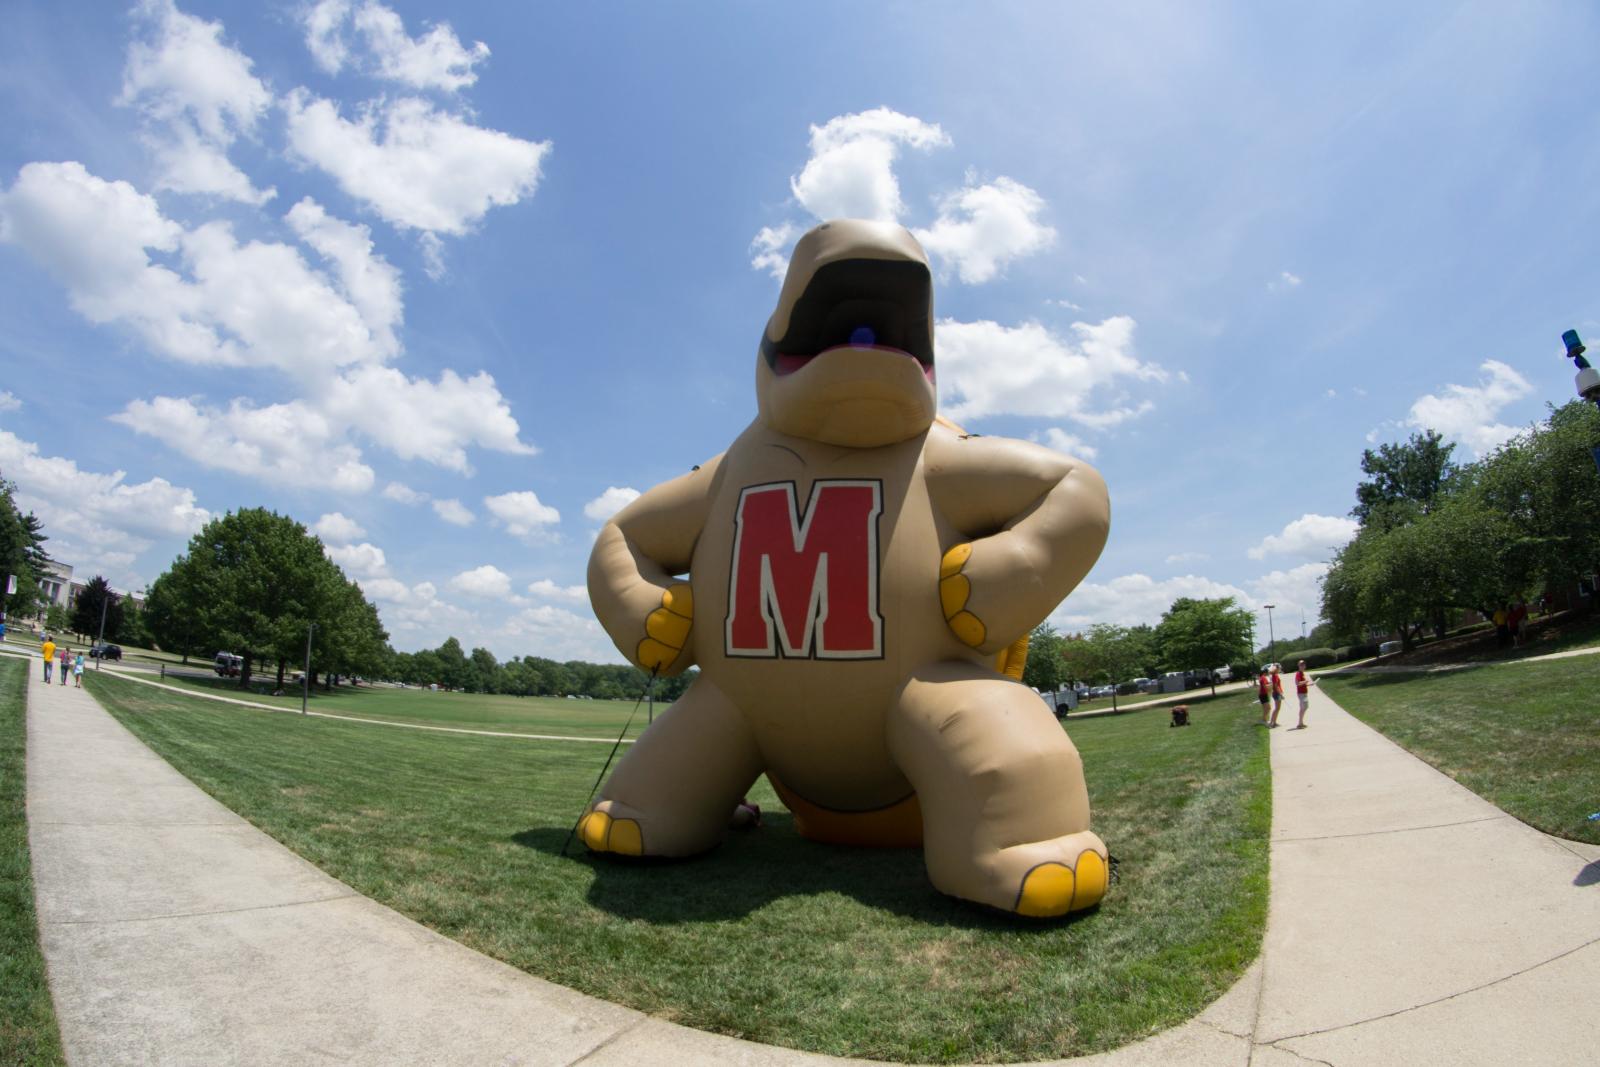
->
[849,326,877,346]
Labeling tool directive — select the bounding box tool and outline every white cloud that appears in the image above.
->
[112,396,376,493]
[323,364,532,472]
[1404,359,1533,458]
[312,511,366,543]
[432,497,474,526]
[119,0,274,203]
[1030,428,1099,461]
[790,108,950,222]
[484,490,560,540]
[382,480,427,504]
[284,197,402,358]
[1165,552,1209,564]
[1248,514,1358,561]
[450,563,511,598]
[749,222,799,279]
[0,163,392,377]
[913,175,1055,284]
[283,90,549,235]
[0,428,209,586]
[1052,572,1251,629]
[582,486,640,522]
[1268,271,1303,293]
[0,391,19,412]
[936,315,1167,424]
[495,603,610,662]
[1248,563,1330,639]
[301,1,490,92]
[527,578,587,602]
[324,540,388,579]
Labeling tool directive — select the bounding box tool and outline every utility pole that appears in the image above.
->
[1264,604,1277,666]
[301,622,315,715]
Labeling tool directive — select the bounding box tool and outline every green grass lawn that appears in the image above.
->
[116,671,656,740]
[0,659,67,1066]
[1320,655,1600,845]
[85,672,1268,1063]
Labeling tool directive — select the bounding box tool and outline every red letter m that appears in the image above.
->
[725,480,883,659]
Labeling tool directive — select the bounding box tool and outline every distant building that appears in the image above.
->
[35,560,145,622]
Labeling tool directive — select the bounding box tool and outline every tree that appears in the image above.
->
[1155,596,1253,692]
[0,475,49,621]
[1352,430,1458,528]
[1020,622,1067,693]
[71,576,123,643]
[1059,624,1147,711]
[44,604,69,633]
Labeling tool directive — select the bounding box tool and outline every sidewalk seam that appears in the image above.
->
[1266,932,1600,1046]
[1273,814,1508,843]
[44,890,360,927]
[563,1016,651,1065]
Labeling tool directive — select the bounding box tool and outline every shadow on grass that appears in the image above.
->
[511,820,1088,932]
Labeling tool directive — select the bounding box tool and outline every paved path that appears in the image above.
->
[25,668,1600,1064]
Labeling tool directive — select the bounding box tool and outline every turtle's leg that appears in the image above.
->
[578,675,763,857]
[887,660,1108,917]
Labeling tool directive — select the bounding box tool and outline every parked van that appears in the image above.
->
[213,652,243,677]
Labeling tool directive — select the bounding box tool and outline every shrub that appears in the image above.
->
[1287,647,1336,669]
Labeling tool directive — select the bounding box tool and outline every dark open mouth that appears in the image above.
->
[762,258,934,379]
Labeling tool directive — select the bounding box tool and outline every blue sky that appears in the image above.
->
[2,1,1597,661]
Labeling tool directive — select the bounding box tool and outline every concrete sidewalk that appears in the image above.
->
[25,671,1600,1064]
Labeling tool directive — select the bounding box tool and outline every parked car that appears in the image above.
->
[1214,665,1234,683]
[1132,677,1158,693]
[89,643,122,661]
[213,651,243,677]
[1089,685,1114,698]
[1378,641,1402,656]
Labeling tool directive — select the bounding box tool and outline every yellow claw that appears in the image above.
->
[646,607,691,647]
[947,610,987,648]
[939,573,971,619]
[1016,862,1075,918]
[577,810,644,855]
[1069,850,1108,912]
[940,542,973,578]
[636,583,693,671]
[661,583,693,618]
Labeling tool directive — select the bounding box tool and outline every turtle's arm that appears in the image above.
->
[925,431,1109,654]
[588,454,724,676]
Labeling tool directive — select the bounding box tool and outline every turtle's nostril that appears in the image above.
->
[849,326,877,346]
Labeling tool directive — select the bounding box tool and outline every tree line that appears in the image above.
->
[386,638,694,702]
[1020,595,1257,697]
[1322,401,1600,650]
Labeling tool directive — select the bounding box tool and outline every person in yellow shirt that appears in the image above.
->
[41,636,56,683]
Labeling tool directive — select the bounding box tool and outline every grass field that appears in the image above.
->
[85,671,1269,1063]
[0,659,67,1066]
[112,671,658,740]
[1320,654,1600,845]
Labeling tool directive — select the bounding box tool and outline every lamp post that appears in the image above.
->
[1263,604,1277,666]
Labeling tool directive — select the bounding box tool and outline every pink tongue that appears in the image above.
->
[774,353,814,376]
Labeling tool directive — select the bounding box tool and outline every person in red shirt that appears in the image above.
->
[1294,659,1316,728]
[1256,669,1272,725]
[1268,664,1285,727]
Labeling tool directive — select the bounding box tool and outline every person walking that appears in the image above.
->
[41,634,55,684]
[73,650,85,687]
[1256,667,1272,725]
[1294,659,1316,728]
[1269,664,1285,727]
[58,646,70,685]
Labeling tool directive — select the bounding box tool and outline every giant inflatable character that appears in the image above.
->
[580,219,1111,917]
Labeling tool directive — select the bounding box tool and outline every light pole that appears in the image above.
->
[1263,604,1277,666]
